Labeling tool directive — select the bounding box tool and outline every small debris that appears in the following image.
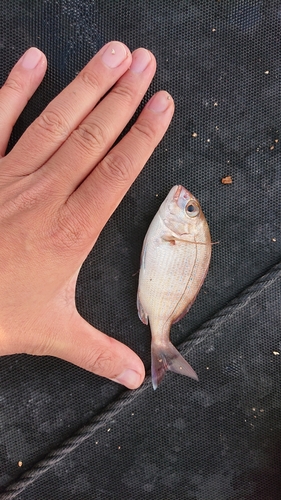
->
[221,176,233,184]
[18,461,23,467]
[273,351,280,355]
[272,238,276,242]
[192,132,198,138]
[264,70,269,75]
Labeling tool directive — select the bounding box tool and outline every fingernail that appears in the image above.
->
[146,91,172,112]
[114,369,142,389]
[20,47,42,70]
[130,48,152,74]
[102,42,128,69]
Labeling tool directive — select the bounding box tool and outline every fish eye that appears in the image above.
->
[185,201,200,218]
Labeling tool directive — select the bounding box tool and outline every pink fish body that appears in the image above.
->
[137,185,211,389]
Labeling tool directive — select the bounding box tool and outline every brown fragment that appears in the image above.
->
[221,176,233,185]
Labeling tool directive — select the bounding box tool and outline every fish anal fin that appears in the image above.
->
[137,293,148,325]
[151,341,198,390]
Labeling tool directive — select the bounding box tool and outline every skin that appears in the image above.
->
[0,42,174,389]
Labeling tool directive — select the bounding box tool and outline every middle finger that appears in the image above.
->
[40,48,156,195]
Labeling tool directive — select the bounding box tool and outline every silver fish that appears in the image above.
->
[137,185,211,389]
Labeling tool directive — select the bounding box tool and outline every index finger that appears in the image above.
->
[65,90,175,251]
[6,42,132,176]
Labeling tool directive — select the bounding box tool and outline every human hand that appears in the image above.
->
[0,42,174,389]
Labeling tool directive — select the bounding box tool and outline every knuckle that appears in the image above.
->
[72,120,107,155]
[35,109,69,141]
[51,209,84,250]
[111,81,135,104]
[84,346,115,376]
[80,70,100,93]
[14,190,40,211]
[4,76,24,95]
[4,182,49,215]
[50,204,92,251]
[131,118,156,144]
[100,151,133,186]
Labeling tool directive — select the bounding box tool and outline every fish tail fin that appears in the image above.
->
[151,341,198,390]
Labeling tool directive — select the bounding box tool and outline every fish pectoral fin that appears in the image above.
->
[151,341,198,390]
[161,233,177,244]
[162,233,194,246]
[137,294,148,325]
[162,233,209,246]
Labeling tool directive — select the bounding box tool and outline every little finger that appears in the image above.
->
[0,48,47,157]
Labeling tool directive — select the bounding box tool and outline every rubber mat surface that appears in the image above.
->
[1,1,281,498]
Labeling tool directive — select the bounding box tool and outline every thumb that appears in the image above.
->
[48,312,145,389]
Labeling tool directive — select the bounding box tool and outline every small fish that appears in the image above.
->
[137,185,211,389]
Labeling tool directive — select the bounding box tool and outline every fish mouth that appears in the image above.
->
[173,185,192,210]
